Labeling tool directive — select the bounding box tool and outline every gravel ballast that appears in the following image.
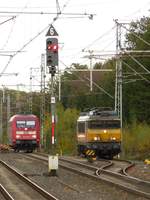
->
[0,152,149,200]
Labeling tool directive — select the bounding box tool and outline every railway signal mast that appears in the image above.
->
[46,24,59,176]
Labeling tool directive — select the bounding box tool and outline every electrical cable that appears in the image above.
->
[122,61,150,83]
[82,26,116,51]
[121,23,150,47]
[0,16,16,26]
[0,0,89,75]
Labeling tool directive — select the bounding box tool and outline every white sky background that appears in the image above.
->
[0,0,149,92]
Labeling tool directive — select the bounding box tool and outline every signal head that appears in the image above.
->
[46,38,58,67]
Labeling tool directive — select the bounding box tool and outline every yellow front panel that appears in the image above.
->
[86,129,121,142]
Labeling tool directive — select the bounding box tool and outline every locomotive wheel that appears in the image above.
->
[14,149,19,152]
[108,154,113,160]
[25,150,33,153]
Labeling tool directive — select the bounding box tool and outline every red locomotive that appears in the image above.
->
[8,114,40,152]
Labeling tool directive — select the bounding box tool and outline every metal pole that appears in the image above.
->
[115,20,123,156]
[89,50,93,92]
[48,72,58,176]
[51,75,55,148]
[115,20,122,120]
[46,34,58,175]
[58,70,61,101]
[40,54,45,147]
[29,68,33,113]
[115,20,119,112]
[7,94,10,136]
[118,59,123,129]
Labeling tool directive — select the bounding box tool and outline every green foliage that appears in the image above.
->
[55,103,79,155]
[125,17,150,50]
[55,61,115,110]
[43,103,79,155]
[123,16,150,123]
[43,112,51,152]
[123,122,150,159]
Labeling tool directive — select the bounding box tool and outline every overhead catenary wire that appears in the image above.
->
[0,16,16,26]
[128,54,150,74]
[120,23,150,47]
[1,18,16,50]
[0,0,94,75]
[82,26,116,51]
[114,20,150,86]
[0,23,49,74]
[1,0,149,94]
[1,1,30,50]
[65,15,150,65]
[60,26,116,63]
[59,60,114,99]
[122,61,150,83]
[0,10,95,17]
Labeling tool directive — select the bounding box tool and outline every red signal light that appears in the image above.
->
[52,44,58,51]
[47,44,52,50]
[47,44,58,52]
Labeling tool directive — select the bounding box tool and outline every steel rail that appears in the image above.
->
[29,153,150,199]
[0,184,14,200]
[0,160,59,200]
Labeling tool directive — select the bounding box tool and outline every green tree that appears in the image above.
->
[55,103,79,155]
[123,16,150,123]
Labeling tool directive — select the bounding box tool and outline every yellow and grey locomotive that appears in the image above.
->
[77,108,121,159]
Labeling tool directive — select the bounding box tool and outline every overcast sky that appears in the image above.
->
[0,0,149,91]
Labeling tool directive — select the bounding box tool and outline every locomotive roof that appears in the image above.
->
[9,114,38,122]
[77,115,120,122]
[77,109,120,122]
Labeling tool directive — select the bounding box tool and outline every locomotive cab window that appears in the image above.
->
[105,120,120,128]
[77,122,86,133]
[16,120,36,128]
[88,120,120,129]
[26,121,35,128]
[16,121,26,128]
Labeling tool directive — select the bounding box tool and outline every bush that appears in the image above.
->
[123,122,150,159]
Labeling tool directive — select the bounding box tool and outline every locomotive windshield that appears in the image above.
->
[88,120,120,129]
[77,122,86,133]
[16,120,36,128]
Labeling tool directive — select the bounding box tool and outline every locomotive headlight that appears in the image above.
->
[103,130,107,133]
[16,131,24,134]
[77,134,85,138]
[111,137,116,141]
[94,136,100,141]
[28,131,36,134]
[16,135,20,139]
[32,135,37,138]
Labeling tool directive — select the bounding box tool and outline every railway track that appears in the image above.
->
[28,153,150,199]
[0,184,14,200]
[95,158,134,174]
[0,160,59,200]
